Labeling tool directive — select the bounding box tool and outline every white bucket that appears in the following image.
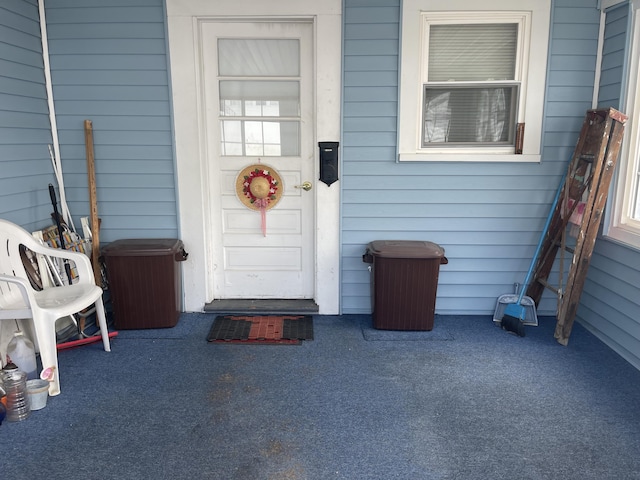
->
[26,379,49,411]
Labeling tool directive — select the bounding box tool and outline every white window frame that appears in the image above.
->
[604,0,640,250]
[398,0,551,162]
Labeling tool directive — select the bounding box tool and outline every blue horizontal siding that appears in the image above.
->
[0,92,48,113]
[597,2,629,110]
[0,58,44,82]
[50,70,169,86]
[342,188,560,206]
[0,76,47,97]
[344,6,399,24]
[44,0,176,242]
[60,158,175,176]
[343,202,551,219]
[0,27,42,52]
[50,0,160,6]
[343,100,397,116]
[581,239,640,369]
[344,23,398,40]
[345,55,398,71]
[54,85,170,101]
[0,3,42,39]
[58,144,173,161]
[0,0,176,240]
[47,23,165,39]
[45,6,164,23]
[343,86,398,102]
[2,0,38,17]
[0,42,43,66]
[0,110,51,129]
[50,115,171,131]
[0,0,56,229]
[553,6,600,23]
[49,39,166,55]
[52,54,168,70]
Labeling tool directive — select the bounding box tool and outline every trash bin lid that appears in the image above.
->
[366,240,446,259]
[102,239,183,256]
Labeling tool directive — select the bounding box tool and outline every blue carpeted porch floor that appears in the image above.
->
[2,314,640,479]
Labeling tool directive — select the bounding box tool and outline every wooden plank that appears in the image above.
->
[84,119,101,286]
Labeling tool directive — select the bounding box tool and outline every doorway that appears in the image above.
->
[200,21,315,299]
[166,1,341,313]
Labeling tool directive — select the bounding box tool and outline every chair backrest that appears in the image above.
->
[0,219,37,311]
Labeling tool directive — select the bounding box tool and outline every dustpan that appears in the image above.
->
[493,283,537,326]
[494,173,567,331]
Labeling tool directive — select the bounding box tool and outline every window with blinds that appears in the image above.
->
[422,22,520,147]
[398,2,551,162]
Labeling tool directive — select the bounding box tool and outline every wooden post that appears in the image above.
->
[84,120,101,286]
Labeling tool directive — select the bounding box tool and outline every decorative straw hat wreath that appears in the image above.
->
[235,163,283,210]
[235,163,283,235]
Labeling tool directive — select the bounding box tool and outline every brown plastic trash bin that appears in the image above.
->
[363,240,448,331]
[102,239,188,329]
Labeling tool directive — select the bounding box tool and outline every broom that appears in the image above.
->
[502,173,565,336]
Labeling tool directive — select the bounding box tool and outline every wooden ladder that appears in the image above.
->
[525,108,627,345]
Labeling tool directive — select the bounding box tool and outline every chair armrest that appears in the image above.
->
[0,274,35,308]
[24,240,96,286]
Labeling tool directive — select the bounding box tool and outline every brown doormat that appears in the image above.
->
[207,315,313,344]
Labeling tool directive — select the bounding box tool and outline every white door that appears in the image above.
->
[200,21,315,299]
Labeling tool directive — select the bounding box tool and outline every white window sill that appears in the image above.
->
[398,153,542,163]
[603,225,640,252]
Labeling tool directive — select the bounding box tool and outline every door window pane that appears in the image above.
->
[221,120,299,157]
[218,39,300,76]
[220,120,243,156]
[218,38,301,156]
[219,81,300,117]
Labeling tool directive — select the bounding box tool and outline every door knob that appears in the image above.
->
[294,181,312,191]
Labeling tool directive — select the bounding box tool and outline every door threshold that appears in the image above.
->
[204,299,319,315]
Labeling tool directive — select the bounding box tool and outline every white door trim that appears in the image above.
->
[166,0,341,314]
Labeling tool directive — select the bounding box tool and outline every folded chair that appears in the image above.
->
[0,219,111,396]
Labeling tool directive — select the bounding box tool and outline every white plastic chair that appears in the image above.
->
[0,219,111,396]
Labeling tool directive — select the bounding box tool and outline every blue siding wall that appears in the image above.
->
[597,3,628,109]
[341,0,602,315]
[581,2,640,370]
[43,0,176,242]
[0,0,57,231]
